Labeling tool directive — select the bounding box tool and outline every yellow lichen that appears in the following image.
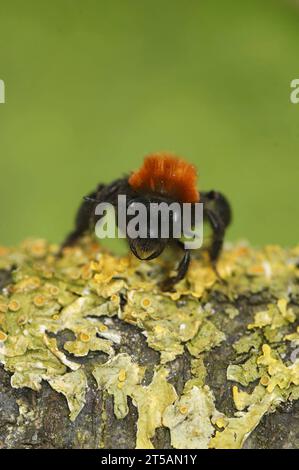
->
[257,344,299,393]
[141,297,151,308]
[248,301,295,331]
[33,294,47,307]
[99,324,108,332]
[122,290,203,363]
[79,332,91,343]
[227,354,262,386]
[0,303,8,313]
[118,369,126,382]
[14,276,41,293]
[8,300,21,312]
[187,320,225,357]
[163,385,216,449]
[179,405,188,414]
[215,417,228,429]
[0,330,7,341]
[285,326,299,345]
[260,375,270,386]
[210,389,283,449]
[48,369,88,421]
[0,237,298,450]
[93,353,145,419]
[132,367,177,449]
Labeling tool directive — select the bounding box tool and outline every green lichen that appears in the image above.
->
[227,354,263,387]
[210,388,284,449]
[48,369,88,421]
[121,290,204,363]
[184,357,207,390]
[257,344,299,392]
[285,326,299,345]
[187,319,225,357]
[232,331,263,354]
[132,366,177,449]
[224,307,239,319]
[92,353,145,419]
[163,385,215,449]
[0,238,299,449]
[248,300,295,331]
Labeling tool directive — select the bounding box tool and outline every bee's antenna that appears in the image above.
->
[83,196,100,203]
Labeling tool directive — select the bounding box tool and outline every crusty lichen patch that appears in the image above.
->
[163,385,215,449]
[187,319,225,357]
[121,290,204,363]
[132,366,177,449]
[93,353,145,419]
[48,369,88,421]
[0,237,299,448]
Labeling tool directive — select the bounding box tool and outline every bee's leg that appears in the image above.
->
[60,177,133,254]
[201,191,231,280]
[161,241,191,291]
[175,247,191,283]
[201,191,232,229]
[60,185,105,251]
[60,197,95,251]
[205,210,224,268]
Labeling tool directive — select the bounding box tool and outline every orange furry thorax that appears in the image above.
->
[128,153,200,203]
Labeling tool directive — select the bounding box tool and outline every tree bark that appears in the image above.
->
[0,239,298,449]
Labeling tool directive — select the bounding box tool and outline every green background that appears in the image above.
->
[0,0,298,248]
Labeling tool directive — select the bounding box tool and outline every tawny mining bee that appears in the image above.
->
[62,153,231,290]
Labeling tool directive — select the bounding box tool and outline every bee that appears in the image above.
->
[61,153,231,290]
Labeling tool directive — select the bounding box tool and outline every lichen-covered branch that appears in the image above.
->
[0,238,298,449]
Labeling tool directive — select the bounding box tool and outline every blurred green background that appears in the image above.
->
[0,0,299,248]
